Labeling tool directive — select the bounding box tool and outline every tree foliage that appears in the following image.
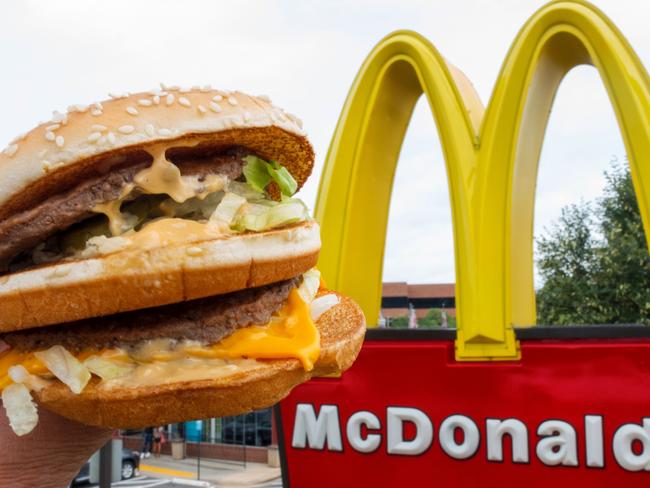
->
[536,162,650,325]
[387,309,457,328]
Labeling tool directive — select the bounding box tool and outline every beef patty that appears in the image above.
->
[1,278,298,352]
[0,147,248,271]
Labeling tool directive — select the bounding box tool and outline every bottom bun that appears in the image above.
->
[34,292,366,429]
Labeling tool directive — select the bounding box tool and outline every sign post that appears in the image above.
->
[280,0,650,485]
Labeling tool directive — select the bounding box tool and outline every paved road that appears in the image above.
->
[84,475,282,487]
[85,475,201,487]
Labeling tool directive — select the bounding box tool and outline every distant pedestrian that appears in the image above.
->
[141,427,154,459]
[153,427,166,458]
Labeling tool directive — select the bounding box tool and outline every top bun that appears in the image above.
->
[0,86,314,220]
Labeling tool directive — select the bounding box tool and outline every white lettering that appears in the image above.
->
[292,404,342,451]
[486,418,529,463]
[585,415,604,468]
[613,418,650,471]
[386,407,433,455]
[536,420,578,466]
[439,415,480,460]
[347,411,381,453]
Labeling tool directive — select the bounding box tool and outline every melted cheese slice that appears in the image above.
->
[0,288,320,391]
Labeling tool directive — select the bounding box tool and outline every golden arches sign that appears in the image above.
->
[314,0,650,361]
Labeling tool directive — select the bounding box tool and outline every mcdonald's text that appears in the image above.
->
[291,404,650,472]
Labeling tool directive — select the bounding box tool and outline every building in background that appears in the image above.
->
[381,282,456,320]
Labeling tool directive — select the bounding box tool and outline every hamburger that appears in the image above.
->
[0,85,365,436]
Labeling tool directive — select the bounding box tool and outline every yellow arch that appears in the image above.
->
[315,0,650,360]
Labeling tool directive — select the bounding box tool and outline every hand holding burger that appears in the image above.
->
[0,85,365,435]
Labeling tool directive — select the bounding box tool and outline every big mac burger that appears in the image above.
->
[0,86,365,436]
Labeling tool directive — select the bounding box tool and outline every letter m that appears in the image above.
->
[291,404,343,451]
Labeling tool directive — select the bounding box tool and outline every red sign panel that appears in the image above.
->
[278,329,650,486]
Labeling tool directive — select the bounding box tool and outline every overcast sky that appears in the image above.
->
[0,0,646,284]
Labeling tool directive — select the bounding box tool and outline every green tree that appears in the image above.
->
[418,309,457,328]
[592,164,650,323]
[388,315,409,328]
[536,163,650,325]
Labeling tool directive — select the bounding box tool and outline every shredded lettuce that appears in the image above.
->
[243,156,298,197]
[298,269,321,303]
[83,355,136,381]
[243,156,273,193]
[210,192,247,225]
[266,160,298,196]
[34,346,91,394]
[227,181,266,201]
[234,200,309,232]
[2,383,38,436]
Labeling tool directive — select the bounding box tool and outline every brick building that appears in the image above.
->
[381,282,456,319]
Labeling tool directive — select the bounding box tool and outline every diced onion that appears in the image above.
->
[34,346,91,394]
[310,294,340,321]
[8,365,49,392]
[298,269,321,304]
[2,383,38,436]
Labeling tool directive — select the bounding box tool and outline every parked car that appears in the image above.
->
[71,448,140,485]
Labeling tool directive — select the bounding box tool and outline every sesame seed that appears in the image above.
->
[153,95,160,105]
[68,104,88,113]
[197,104,207,115]
[3,144,18,157]
[200,85,212,92]
[145,124,155,136]
[55,135,65,147]
[212,95,223,102]
[243,111,252,122]
[209,101,222,113]
[91,124,107,132]
[126,106,139,116]
[257,94,271,103]
[45,131,56,141]
[46,124,60,132]
[87,132,102,142]
[227,96,238,106]
[186,246,203,256]
[52,111,68,124]
[159,82,169,90]
[107,132,116,144]
[109,92,128,99]
[138,99,153,107]
[166,94,175,106]
[158,128,172,136]
[94,102,103,110]
[178,97,191,107]
[118,125,135,134]
[91,109,103,117]
[98,136,107,145]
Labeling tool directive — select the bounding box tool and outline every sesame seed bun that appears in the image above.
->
[34,292,366,429]
[0,87,313,220]
[0,221,320,332]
